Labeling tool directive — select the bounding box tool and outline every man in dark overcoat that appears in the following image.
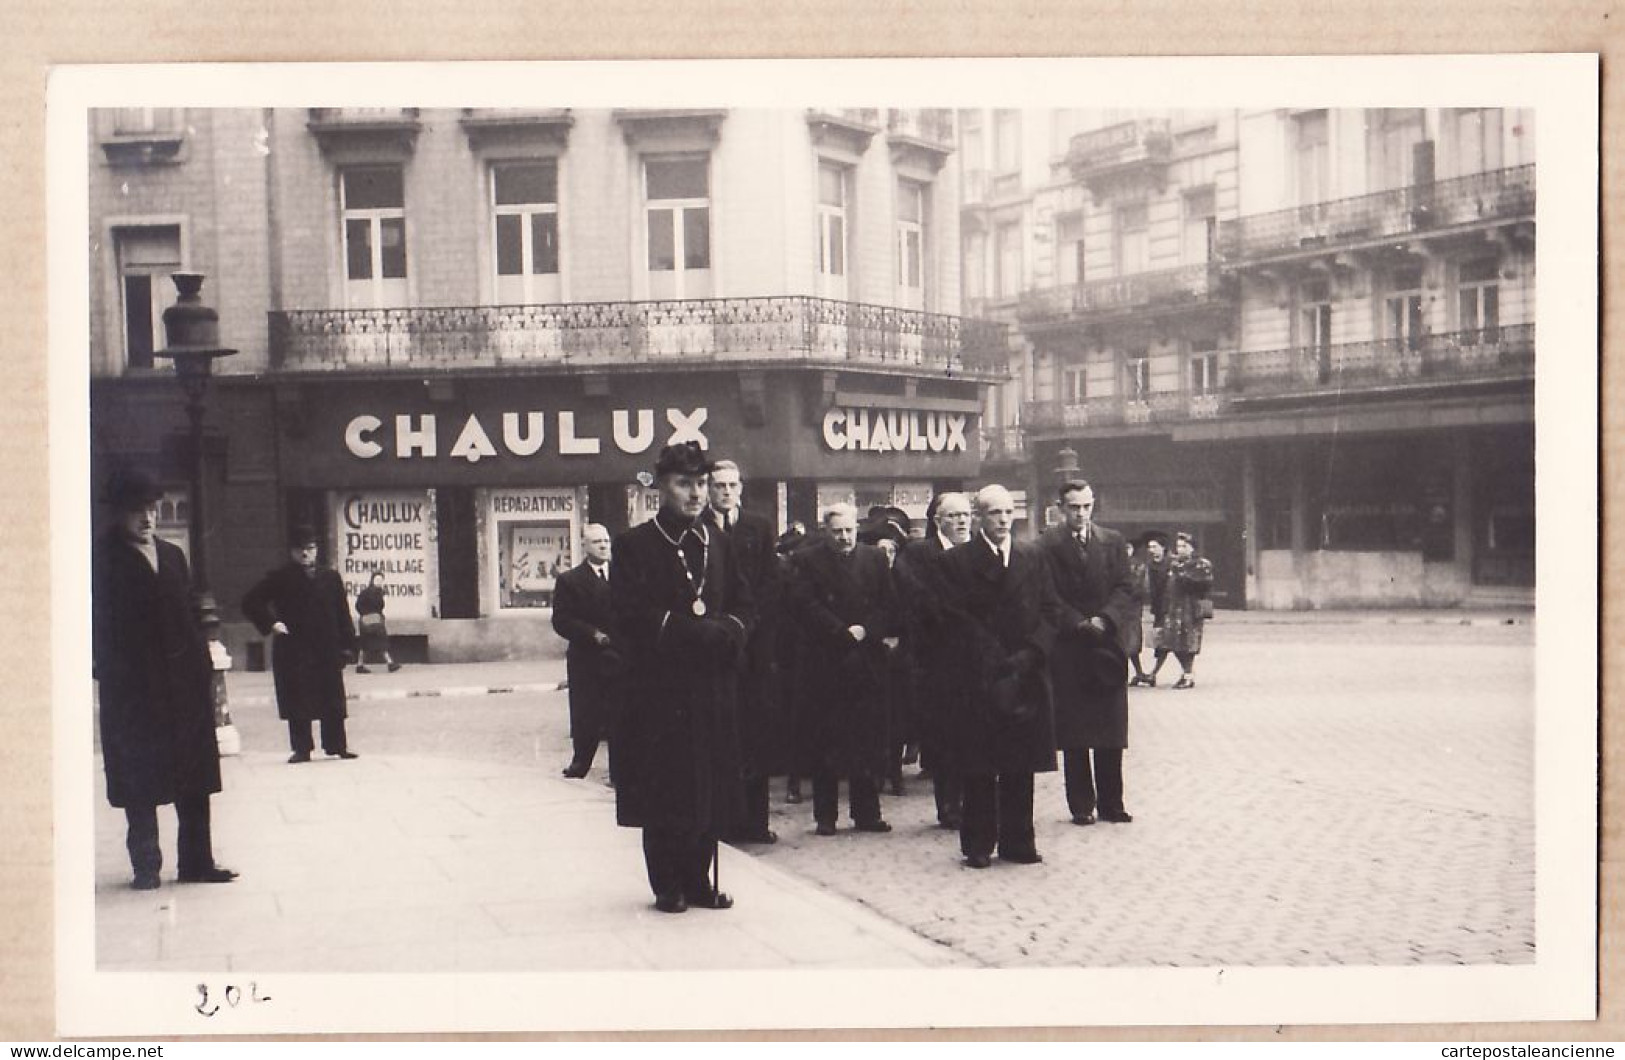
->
[704,459,784,844]
[895,491,973,829]
[242,526,359,764]
[939,484,1061,868]
[611,442,753,914]
[1039,479,1137,825]
[550,522,622,780]
[787,503,900,836]
[92,468,237,889]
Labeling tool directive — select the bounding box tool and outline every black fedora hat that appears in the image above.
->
[654,441,713,479]
[101,467,163,512]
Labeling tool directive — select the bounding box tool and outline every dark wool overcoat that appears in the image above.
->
[354,584,391,656]
[939,537,1061,777]
[551,560,624,744]
[895,535,959,774]
[704,507,788,776]
[92,531,221,809]
[1123,556,1150,659]
[611,514,753,833]
[786,540,900,777]
[1039,524,1137,750]
[242,563,355,722]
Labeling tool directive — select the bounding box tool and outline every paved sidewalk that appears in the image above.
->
[94,744,966,973]
[225,660,569,707]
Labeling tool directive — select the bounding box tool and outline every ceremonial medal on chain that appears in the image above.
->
[653,518,710,616]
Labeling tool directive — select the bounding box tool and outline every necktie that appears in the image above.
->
[597,565,608,583]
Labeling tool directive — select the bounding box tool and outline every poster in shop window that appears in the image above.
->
[332,489,433,620]
[502,521,573,607]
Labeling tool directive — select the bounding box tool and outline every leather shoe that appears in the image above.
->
[288,751,311,764]
[654,893,688,914]
[729,829,778,845]
[854,819,893,833]
[963,853,992,869]
[687,890,734,910]
[178,866,239,884]
[1071,812,1097,826]
[814,821,837,836]
[561,763,589,779]
[131,873,160,891]
[785,789,803,805]
[1100,809,1135,823]
[328,750,359,760]
[999,848,1043,865]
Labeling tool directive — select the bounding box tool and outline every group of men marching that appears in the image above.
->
[552,441,1162,915]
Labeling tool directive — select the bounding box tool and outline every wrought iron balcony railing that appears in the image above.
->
[1018,263,1224,322]
[1218,164,1535,260]
[1227,324,1534,396]
[979,424,1028,462]
[1020,326,1532,432]
[269,297,1009,381]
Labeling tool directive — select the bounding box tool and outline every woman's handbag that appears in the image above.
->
[1198,598,1215,621]
[358,612,386,634]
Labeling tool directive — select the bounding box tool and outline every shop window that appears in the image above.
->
[817,161,849,301]
[341,167,407,309]
[492,160,560,304]
[491,488,579,610]
[113,225,182,371]
[1457,257,1501,341]
[896,179,926,309]
[645,155,711,299]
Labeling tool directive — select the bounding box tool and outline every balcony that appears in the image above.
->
[1023,391,1223,434]
[886,108,955,171]
[269,297,1009,382]
[1018,263,1228,331]
[980,424,1027,463]
[1066,119,1173,197]
[1218,164,1535,262]
[807,108,883,155]
[1227,324,1535,399]
[307,108,422,159]
[459,108,574,151]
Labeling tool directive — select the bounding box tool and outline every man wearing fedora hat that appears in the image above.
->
[1039,479,1138,826]
[610,442,753,914]
[243,525,359,764]
[92,467,237,889]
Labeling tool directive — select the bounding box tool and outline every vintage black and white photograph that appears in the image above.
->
[49,57,1597,1035]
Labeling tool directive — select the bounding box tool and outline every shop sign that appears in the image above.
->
[333,489,432,620]
[821,408,969,454]
[344,407,709,463]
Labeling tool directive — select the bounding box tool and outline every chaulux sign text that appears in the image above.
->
[821,407,970,454]
[344,408,710,463]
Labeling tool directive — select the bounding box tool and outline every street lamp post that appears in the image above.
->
[154,272,239,752]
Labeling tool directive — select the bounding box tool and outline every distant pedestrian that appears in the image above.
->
[940,485,1061,869]
[788,504,900,836]
[611,442,753,914]
[704,460,787,845]
[92,467,237,889]
[243,526,359,764]
[1153,532,1215,689]
[1138,534,1172,687]
[1124,541,1151,685]
[1039,480,1138,826]
[551,523,622,780]
[353,571,401,674]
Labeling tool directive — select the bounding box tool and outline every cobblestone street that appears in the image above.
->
[740,619,1535,967]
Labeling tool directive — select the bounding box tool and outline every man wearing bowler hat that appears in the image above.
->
[92,467,237,889]
[1038,479,1138,825]
[243,525,359,764]
[611,442,754,914]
